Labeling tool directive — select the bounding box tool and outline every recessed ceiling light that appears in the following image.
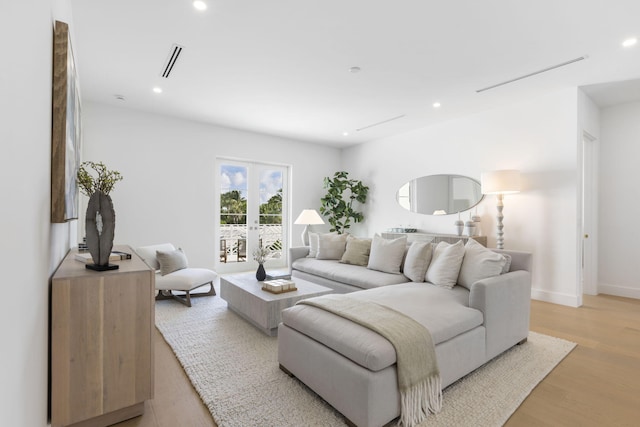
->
[193,1,207,11]
[153,87,163,94]
[622,37,637,47]
[342,131,349,136]
[433,102,441,108]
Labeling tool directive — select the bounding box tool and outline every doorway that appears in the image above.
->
[580,132,598,300]
[215,158,289,274]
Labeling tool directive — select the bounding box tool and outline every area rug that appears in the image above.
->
[155,292,576,427]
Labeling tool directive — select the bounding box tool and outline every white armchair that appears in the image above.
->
[135,243,216,307]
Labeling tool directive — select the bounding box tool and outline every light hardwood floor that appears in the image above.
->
[114,294,640,427]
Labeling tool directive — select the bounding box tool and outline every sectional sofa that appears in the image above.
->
[278,234,532,427]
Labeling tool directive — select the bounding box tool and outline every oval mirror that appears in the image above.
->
[396,174,483,215]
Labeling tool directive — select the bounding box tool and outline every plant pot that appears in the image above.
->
[256,263,266,281]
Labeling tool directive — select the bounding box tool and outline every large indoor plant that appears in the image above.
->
[77,161,123,270]
[319,171,369,234]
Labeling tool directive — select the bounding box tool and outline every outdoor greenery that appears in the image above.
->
[220,189,282,224]
[320,171,369,234]
[77,161,123,197]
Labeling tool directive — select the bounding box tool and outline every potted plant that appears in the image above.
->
[252,243,271,281]
[319,171,369,234]
[77,161,123,270]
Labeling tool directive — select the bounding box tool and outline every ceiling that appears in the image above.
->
[69,0,640,147]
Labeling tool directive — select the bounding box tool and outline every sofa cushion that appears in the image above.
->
[157,247,188,276]
[308,232,320,258]
[403,242,432,282]
[316,233,349,260]
[458,239,508,290]
[367,234,407,274]
[340,235,372,266]
[425,240,465,289]
[292,258,408,289]
[155,268,216,291]
[282,282,482,372]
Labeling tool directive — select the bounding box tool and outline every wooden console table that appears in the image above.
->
[381,232,487,247]
[50,246,155,427]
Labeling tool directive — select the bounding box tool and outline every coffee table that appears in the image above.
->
[220,272,332,336]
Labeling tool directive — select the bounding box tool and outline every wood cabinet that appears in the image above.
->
[51,246,155,427]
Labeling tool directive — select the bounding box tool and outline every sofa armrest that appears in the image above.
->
[469,270,532,360]
[289,246,310,269]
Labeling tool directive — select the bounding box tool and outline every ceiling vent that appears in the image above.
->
[476,55,588,93]
[160,44,184,78]
[356,114,406,132]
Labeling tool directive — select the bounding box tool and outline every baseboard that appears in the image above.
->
[598,283,640,300]
[531,288,580,307]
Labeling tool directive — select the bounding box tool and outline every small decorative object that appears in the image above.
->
[481,170,521,249]
[454,212,464,236]
[471,208,482,236]
[77,161,123,271]
[465,213,476,237]
[253,243,271,281]
[320,171,369,234]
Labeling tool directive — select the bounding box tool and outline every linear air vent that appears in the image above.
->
[356,114,406,132]
[160,44,184,78]
[476,55,588,93]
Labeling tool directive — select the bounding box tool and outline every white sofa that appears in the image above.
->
[278,245,532,427]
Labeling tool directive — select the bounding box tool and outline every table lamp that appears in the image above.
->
[294,209,325,246]
[481,170,521,249]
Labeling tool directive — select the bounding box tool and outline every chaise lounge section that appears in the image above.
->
[279,242,532,427]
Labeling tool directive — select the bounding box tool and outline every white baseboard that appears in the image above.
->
[531,288,580,307]
[598,283,640,300]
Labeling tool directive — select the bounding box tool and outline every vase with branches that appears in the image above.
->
[319,171,369,234]
[77,161,123,270]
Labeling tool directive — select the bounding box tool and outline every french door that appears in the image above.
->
[215,158,289,273]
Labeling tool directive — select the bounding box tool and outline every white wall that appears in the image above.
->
[598,101,640,299]
[82,102,341,268]
[0,1,75,425]
[342,88,582,306]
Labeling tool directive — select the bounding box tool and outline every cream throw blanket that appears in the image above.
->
[298,294,442,427]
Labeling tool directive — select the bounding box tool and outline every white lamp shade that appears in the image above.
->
[294,209,325,225]
[481,170,521,195]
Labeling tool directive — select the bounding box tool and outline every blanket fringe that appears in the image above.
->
[399,375,442,427]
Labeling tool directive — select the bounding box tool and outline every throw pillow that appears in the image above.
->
[501,253,512,274]
[307,232,320,257]
[367,234,407,274]
[156,247,188,276]
[425,240,465,288]
[403,242,433,282]
[316,233,349,260]
[457,239,508,290]
[340,235,372,266]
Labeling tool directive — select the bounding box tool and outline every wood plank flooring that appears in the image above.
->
[114,294,640,427]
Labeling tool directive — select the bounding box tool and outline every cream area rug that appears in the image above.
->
[155,291,575,427]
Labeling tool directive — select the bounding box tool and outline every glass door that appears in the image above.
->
[216,159,288,273]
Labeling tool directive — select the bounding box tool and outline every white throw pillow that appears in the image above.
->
[425,240,465,289]
[458,239,508,289]
[367,234,407,274]
[316,233,349,260]
[403,242,433,282]
[307,232,320,257]
[340,235,372,266]
[156,247,188,276]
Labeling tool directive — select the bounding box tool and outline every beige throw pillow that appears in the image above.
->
[340,235,372,266]
[367,234,407,274]
[156,247,188,276]
[403,242,433,282]
[458,239,508,290]
[316,233,349,260]
[425,240,465,288]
